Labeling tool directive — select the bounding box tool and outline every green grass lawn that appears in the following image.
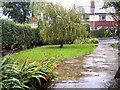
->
[10,44,96,65]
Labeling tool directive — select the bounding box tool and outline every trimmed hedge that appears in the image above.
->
[90,28,106,37]
[1,19,41,50]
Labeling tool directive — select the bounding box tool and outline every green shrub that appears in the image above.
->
[1,19,41,50]
[73,38,86,44]
[83,24,90,33]
[90,28,115,37]
[74,38,98,44]
[87,38,99,44]
[104,30,112,37]
[83,24,90,37]
[1,56,56,89]
[90,28,106,37]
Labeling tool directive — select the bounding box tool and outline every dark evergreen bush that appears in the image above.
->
[90,28,115,37]
[83,24,90,33]
[1,19,41,51]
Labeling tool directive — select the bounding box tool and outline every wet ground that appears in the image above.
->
[48,37,119,89]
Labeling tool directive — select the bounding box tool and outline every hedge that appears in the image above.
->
[90,28,106,37]
[1,19,41,50]
[90,28,115,37]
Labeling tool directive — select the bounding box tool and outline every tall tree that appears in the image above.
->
[2,2,30,23]
[39,2,88,48]
[103,1,120,37]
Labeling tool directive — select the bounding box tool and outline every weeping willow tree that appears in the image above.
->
[32,2,88,48]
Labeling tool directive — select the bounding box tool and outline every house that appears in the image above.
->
[83,0,116,30]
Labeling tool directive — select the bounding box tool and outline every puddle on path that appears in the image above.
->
[48,37,119,89]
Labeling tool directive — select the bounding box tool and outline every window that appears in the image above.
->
[99,15,106,21]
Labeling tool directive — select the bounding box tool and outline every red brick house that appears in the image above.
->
[84,0,116,30]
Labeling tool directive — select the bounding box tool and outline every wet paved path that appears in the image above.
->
[50,37,118,88]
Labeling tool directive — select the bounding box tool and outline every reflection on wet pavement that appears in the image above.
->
[49,37,118,89]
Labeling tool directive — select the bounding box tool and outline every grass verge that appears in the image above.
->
[10,44,96,65]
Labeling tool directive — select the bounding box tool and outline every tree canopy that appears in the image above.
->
[38,2,88,48]
[103,1,120,37]
[2,2,30,23]
[103,0,120,16]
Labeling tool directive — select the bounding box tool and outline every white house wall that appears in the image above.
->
[89,14,114,21]
[89,15,99,21]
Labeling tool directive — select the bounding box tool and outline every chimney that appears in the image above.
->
[90,0,95,14]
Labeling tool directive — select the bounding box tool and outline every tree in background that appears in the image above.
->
[103,1,120,37]
[103,0,120,79]
[2,2,30,23]
[39,2,88,48]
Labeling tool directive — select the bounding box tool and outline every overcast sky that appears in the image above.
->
[47,0,104,9]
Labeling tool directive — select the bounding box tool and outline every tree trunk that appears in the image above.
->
[59,40,64,48]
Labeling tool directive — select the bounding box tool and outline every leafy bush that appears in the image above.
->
[90,28,115,37]
[74,38,98,44]
[87,38,99,44]
[104,30,112,37]
[90,28,106,37]
[73,38,86,44]
[1,19,41,51]
[83,24,90,34]
[1,56,56,90]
